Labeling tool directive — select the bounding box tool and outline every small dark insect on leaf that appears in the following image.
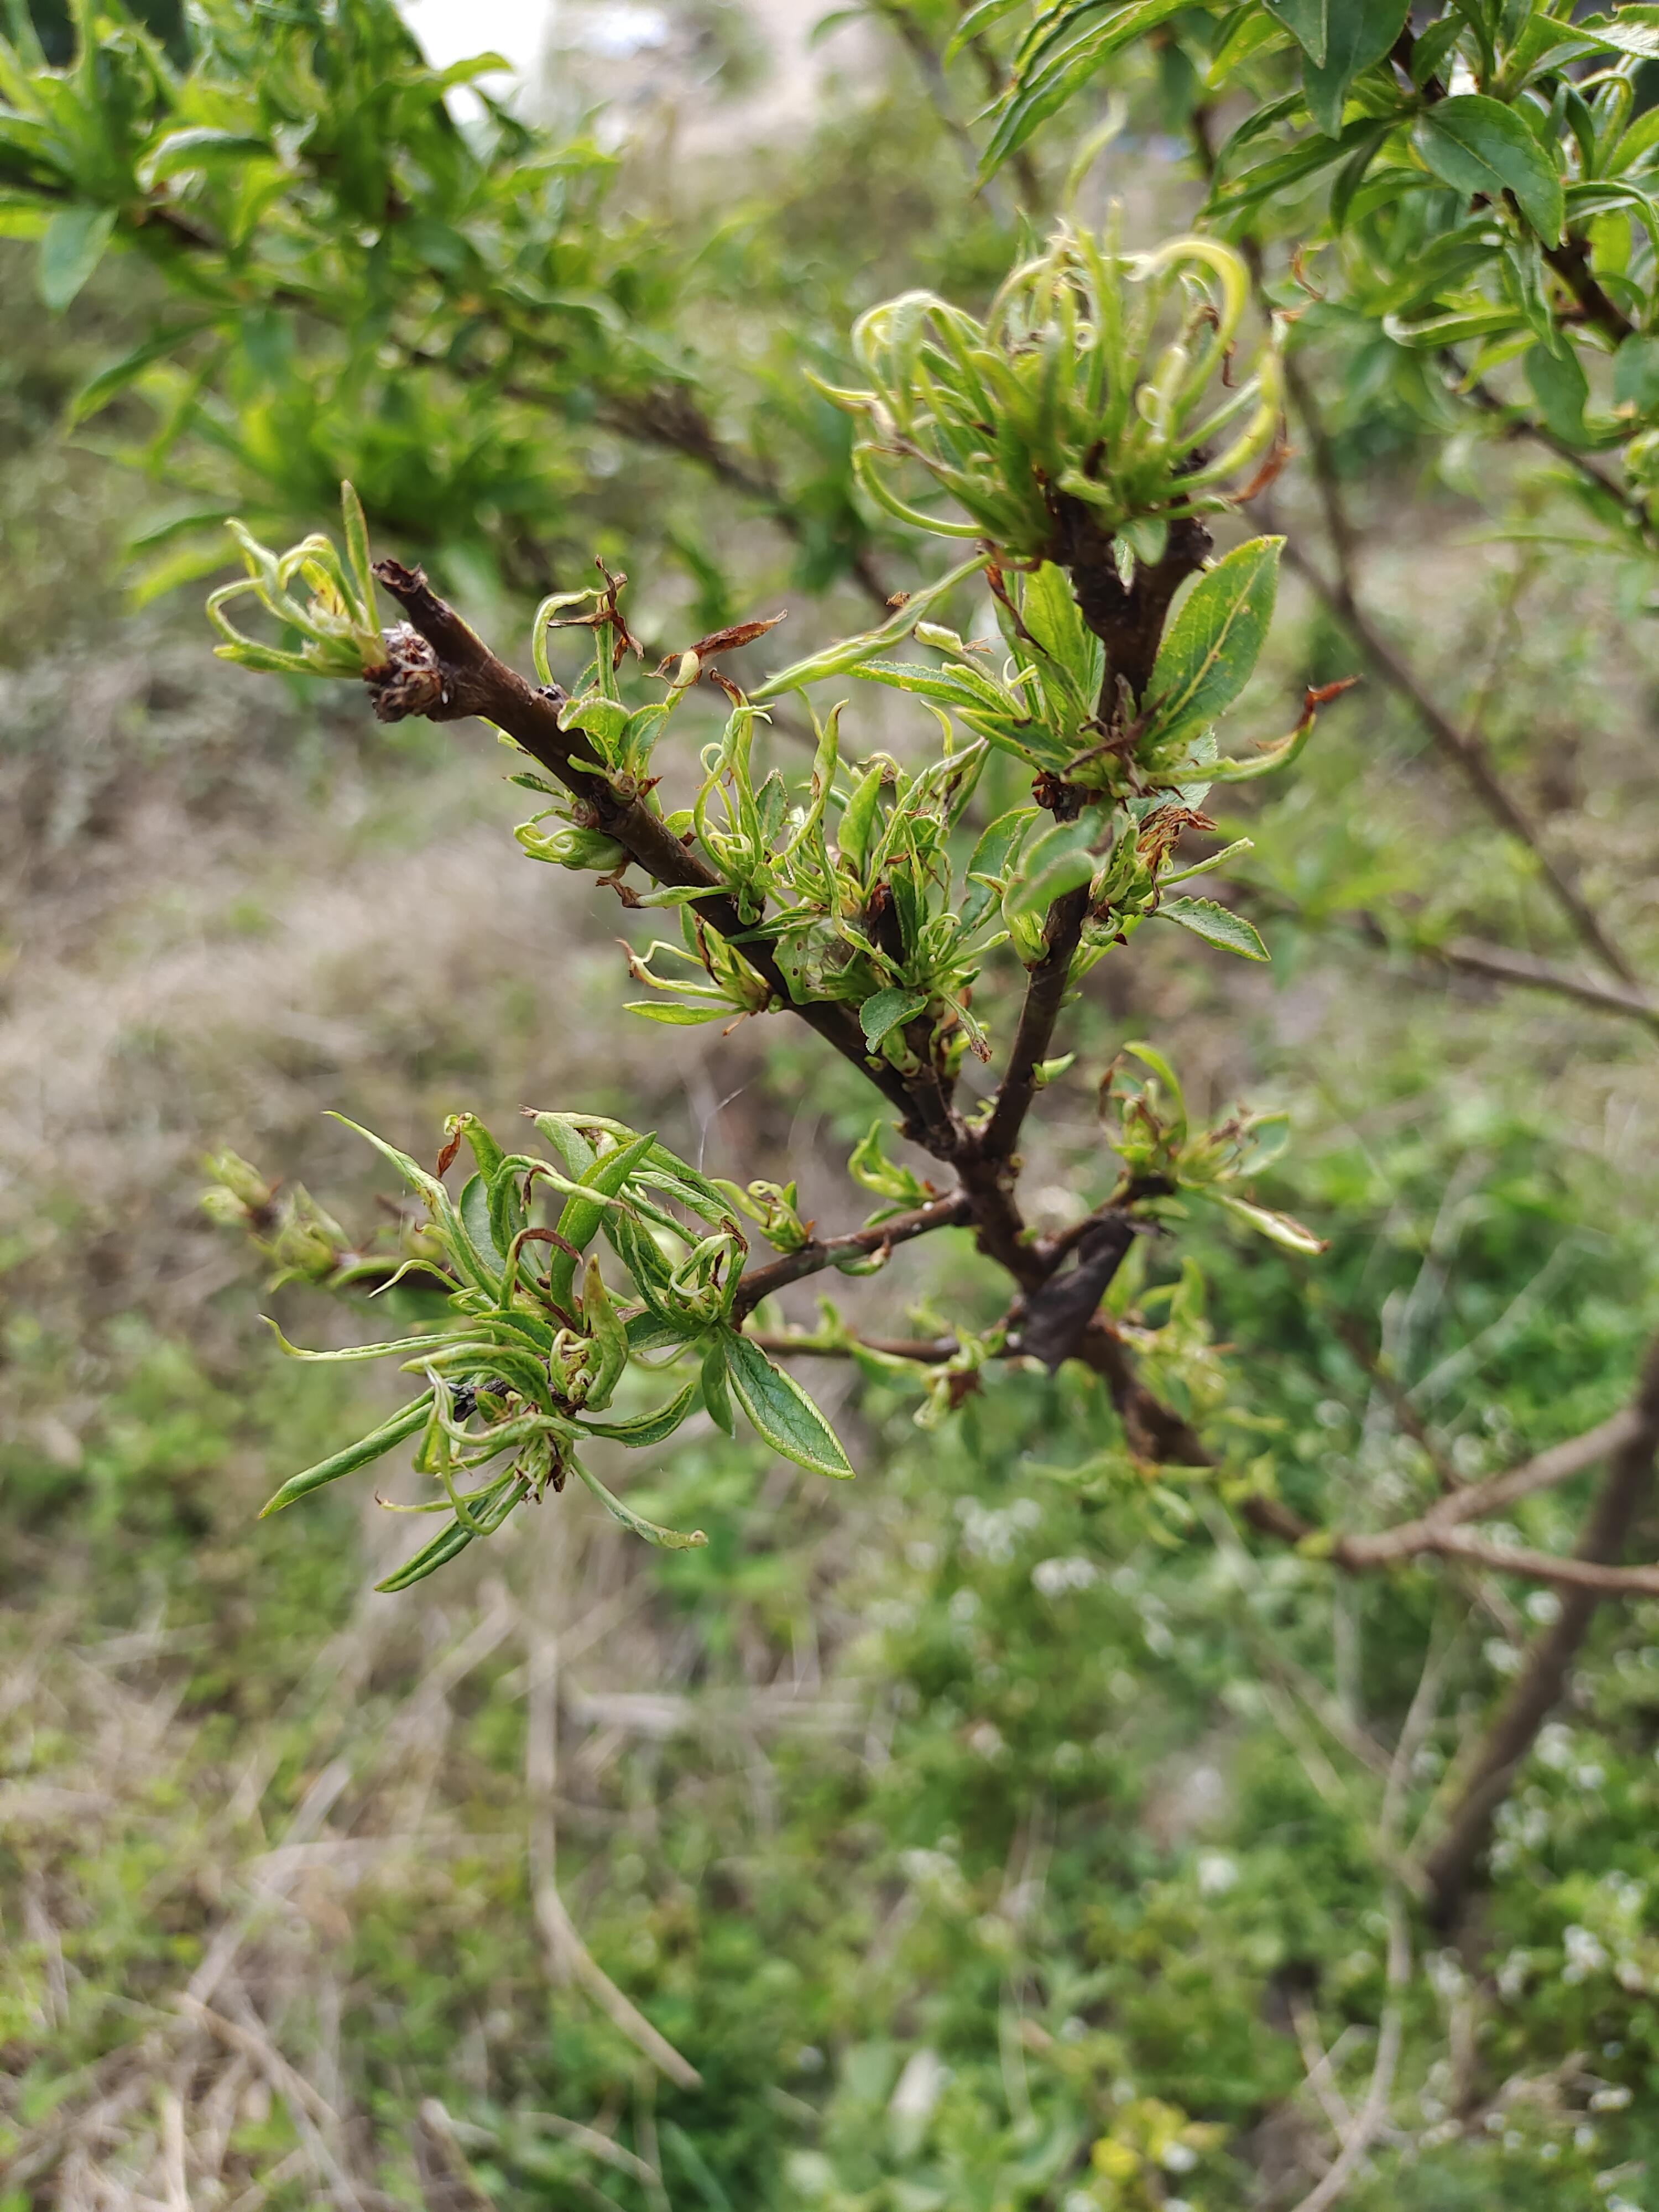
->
[449,1378,512,1421]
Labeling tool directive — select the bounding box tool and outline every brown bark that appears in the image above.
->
[1420,1339,1659,1927]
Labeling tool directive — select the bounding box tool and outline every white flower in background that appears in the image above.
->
[1526,1589,1563,1625]
[1197,1852,1239,1898]
[1497,1948,1532,1999]
[966,1719,1005,1760]
[890,2047,950,2127]
[1032,1556,1099,1597]
[1536,1723,1573,1771]
[1563,1926,1608,1984]
[956,1495,1042,1564]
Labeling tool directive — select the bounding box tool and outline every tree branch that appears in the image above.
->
[1438,937,1659,1030]
[980,885,1092,1164]
[749,1332,961,1363]
[731,1192,973,1319]
[1337,1405,1644,1568]
[1544,236,1635,345]
[1416,1337,1659,1926]
[1271,363,1644,990]
[1284,1892,1410,2212]
[595,389,891,613]
[368,560,916,1121]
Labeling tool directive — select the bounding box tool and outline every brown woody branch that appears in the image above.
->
[1438,937,1659,1030]
[369,560,914,1121]
[364,535,1240,1464]
[1418,1339,1659,1924]
[731,1192,973,1320]
[595,389,891,613]
[981,884,1092,1165]
[1260,885,1659,1035]
[751,1332,961,1364]
[1543,236,1635,346]
[1338,1407,1641,1567]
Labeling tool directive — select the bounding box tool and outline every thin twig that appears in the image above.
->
[750,1331,959,1363]
[371,560,916,1120]
[1284,1891,1410,2212]
[1438,937,1659,1030]
[1416,1337,1659,1923]
[1338,1404,1642,1564]
[732,1191,973,1318]
[1271,361,1642,990]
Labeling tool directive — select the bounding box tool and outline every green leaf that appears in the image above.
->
[945,0,1026,59]
[749,554,989,700]
[1265,0,1329,64]
[625,1001,729,1025]
[723,1331,854,1478]
[860,987,928,1050]
[1123,1042,1187,1142]
[260,1396,431,1517]
[374,1477,525,1592]
[1613,331,1659,415]
[67,319,218,426]
[140,127,270,181]
[573,1459,708,1548]
[460,1175,504,1275]
[1578,7,1659,59]
[1302,0,1409,135]
[1525,341,1589,441]
[1002,811,1105,926]
[260,1317,451,1364]
[1021,562,1101,694]
[701,1337,737,1436]
[981,0,1190,179]
[1413,95,1565,243]
[1155,896,1271,961]
[38,204,117,313]
[576,1379,700,1446]
[1211,1192,1329,1253]
[1142,538,1283,753]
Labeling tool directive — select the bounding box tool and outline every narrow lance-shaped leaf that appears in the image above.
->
[572,1459,708,1549]
[375,1475,527,1592]
[260,1396,431,1517]
[576,1379,700,1446]
[38,204,117,313]
[1211,1192,1329,1254]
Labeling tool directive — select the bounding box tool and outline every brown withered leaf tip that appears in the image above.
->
[685,611,786,660]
